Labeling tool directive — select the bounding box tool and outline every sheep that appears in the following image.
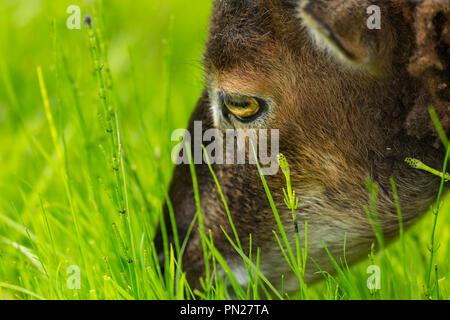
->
[156,0,449,291]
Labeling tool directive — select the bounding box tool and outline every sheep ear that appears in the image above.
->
[298,0,392,71]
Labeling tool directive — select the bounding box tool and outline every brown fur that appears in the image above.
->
[404,0,450,143]
[155,0,449,291]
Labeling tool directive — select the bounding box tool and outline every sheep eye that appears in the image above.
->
[223,95,261,121]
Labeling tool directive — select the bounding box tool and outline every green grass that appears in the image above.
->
[0,0,449,300]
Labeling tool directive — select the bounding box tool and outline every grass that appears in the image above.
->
[0,0,449,300]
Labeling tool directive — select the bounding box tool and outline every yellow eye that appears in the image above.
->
[224,96,260,119]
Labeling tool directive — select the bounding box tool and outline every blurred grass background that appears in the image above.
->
[0,0,449,300]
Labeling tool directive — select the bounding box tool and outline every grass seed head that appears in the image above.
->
[84,15,92,28]
[405,157,424,169]
[278,154,290,176]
